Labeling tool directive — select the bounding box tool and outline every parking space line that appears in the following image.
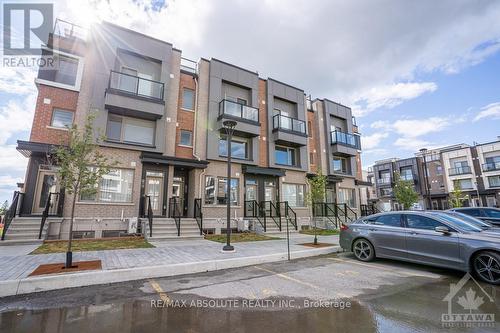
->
[327,257,438,278]
[149,279,171,303]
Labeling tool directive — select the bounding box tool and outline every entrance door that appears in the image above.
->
[326,188,336,203]
[33,170,59,214]
[245,179,258,216]
[264,181,276,202]
[145,171,164,216]
[172,173,188,217]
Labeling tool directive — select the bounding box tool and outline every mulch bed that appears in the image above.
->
[298,242,335,248]
[28,260,102,277]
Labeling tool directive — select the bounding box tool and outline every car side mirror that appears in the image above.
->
[435,226,450,234]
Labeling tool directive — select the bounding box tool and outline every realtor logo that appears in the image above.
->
[442,273,495,328]
[3,3,53,55]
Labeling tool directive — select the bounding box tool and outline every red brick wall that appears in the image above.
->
[307,109,318,173]
[175,73,196,159]
[258,79,268,167]
[30,84,79,145]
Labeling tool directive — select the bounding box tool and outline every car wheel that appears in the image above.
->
[353,239,375,262]
[473,251,500,285]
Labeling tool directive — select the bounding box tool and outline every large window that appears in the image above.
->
[338,188,356,208]
[106,114,155,146]
[51,109,74,128]
[332,156,348,173]
[38,50,80,87]
[366,214,402,227]
[219,137,248,159]
[80,168,134,203]
[488,175,500,188]
[399,166,413,181]
[180,130,193,146]
[405,214,446,231]
[275,146,297,166]
[204,176,239,205]
[282,183,305,207]
[182,88,195,110]
[453,179,473,190]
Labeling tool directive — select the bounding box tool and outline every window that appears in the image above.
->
[204,176,239,205]
[333,156,348,173]
[182,88,195,110]
[457,208,481,217]
[380,188,393,196]
[219,137,248,159]
[400,167,413,181]
[51,109,73,128]
[366,214,402,227]
[309,152,314,165]
[488,175,500,188]
[106,114,155,146]
[453,179,473,190]
[308,121,312,137]
[80,168,134,203]
[436,165,443,176]
[179,130,193,146]
[484,208,500,218]
[38,50,80,87]
[338,188,356,208]
[282,183,305,207]
[379,170,391,183]
[405,214,445,230]
[275,146,297,166]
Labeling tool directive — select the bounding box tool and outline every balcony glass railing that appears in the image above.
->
[483,162,500,172]
[272,114,306,135]
[448,166,472,175]
[218,99,259,123]
[109,70,164,100]
[377,178,391,185]
[330,131,361,149]
[400,174,414,181]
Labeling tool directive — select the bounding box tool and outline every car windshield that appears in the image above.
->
[445,212,492,229]
[430,213,483,232]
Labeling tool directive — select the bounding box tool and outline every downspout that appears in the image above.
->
[192,71,206,199]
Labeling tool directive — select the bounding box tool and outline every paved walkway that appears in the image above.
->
[0,234,339,295]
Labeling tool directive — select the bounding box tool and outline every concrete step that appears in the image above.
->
[0,239,43,246]
[3,232,46,240]
[148,235,205,241]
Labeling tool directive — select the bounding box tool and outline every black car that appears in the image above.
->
[447,207,500,226]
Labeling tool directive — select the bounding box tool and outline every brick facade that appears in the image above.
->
[258,79,268,167]
[175,73,196,159]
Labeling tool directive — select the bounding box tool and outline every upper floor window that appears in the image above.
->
[106,114,155,146]
[37,49,83,90]
[308,121,312,137]
[182,88,195,110]
[399,166,413,181]
[333,156,348,173]
[488,175,500,188]
[453,178,473,190]
[179,130,193,147]
[219,137,248,159]
[51,109,74,128]
[275,146,297,166]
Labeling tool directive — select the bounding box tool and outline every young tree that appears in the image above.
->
[306,169,327,244]
[393,172,419,210]
[55,114,114,268]
[449,182,466,208]
[0,200,8,215]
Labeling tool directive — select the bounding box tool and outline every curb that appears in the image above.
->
[0,246,340,297]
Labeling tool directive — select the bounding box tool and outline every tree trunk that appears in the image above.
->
[66,188,77,268]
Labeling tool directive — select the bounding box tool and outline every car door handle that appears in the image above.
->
[369,228,377,231]
[410,231,418,235]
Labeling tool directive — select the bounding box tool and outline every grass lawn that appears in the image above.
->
[299,228,339,236]
[31,237,155,254]
[205,233,279,243]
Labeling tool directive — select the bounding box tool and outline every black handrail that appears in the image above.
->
[169,197,182,236]
[1,191,22,241]
[330,130,361,149]
[448,166,472,175]
[39,192,60,239]
[145,195,153,237]
[108,70,165,100]
[194,198,203,235]
[360,204,379,217]
[218,99,259,123]
[282,201,298,230]
[261,200,280,231]
[482,162,500,172]
[272,114,306,135]
[244,200,266,232]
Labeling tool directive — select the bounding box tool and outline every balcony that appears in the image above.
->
[483,162,500,172]
[377,178,392,185]
[217,99,260,137]
[272,114,307,146]
[330,130,361,156]
[105,70,165,119]
[448,166,472,176]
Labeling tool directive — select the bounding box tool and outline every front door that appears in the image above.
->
[172,173,188,217]
[245,179,258,216]
[145,172,164,216]
[33,169,59,214]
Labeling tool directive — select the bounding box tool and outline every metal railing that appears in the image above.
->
[312,202,338,229]
[108,70,165,100]
[145,195,154,237]
[448,166,472,175]
[218,99,259,123]
[39,192,61,239]
[377,178,392,185]
[53,18,87,40]
[360,204,379,217]
[169,197,182,236]
[482,162,500,172]
[272,114,306,135]
[261,201,281,231]
[244,200,266,232]
[194,198,203,235]
[1,191,23,241]
[180,57,198,74]
[330,130,361,149]
[280,201,297,230]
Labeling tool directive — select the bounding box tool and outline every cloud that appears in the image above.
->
[473,102,500,121]
[361,132,389,150]
[0,67,36,96]
[0,93,36,145]
[394,137,430,151]
[352,82,437,116]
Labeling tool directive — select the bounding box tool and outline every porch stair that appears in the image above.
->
[143,218,204,241]
[246,217,299,236]
[0,217,53,245]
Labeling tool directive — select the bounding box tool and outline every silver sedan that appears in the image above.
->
[339,211,500,285]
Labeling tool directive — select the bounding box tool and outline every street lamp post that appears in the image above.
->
[419,148,432,210]
[222,120,237,252]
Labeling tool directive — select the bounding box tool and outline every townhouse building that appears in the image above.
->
[2,20,363,242]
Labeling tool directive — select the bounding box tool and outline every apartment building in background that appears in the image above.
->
[2,20,364,242]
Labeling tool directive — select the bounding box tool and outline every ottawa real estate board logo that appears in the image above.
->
[442,273,495,328]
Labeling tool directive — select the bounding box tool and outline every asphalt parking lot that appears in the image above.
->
[1,253,499,332]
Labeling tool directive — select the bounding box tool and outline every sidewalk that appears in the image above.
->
[0,234,340,297]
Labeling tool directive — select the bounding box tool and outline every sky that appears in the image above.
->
[1,0,500,203]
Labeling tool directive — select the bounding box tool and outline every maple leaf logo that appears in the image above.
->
[457,288,484,312]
